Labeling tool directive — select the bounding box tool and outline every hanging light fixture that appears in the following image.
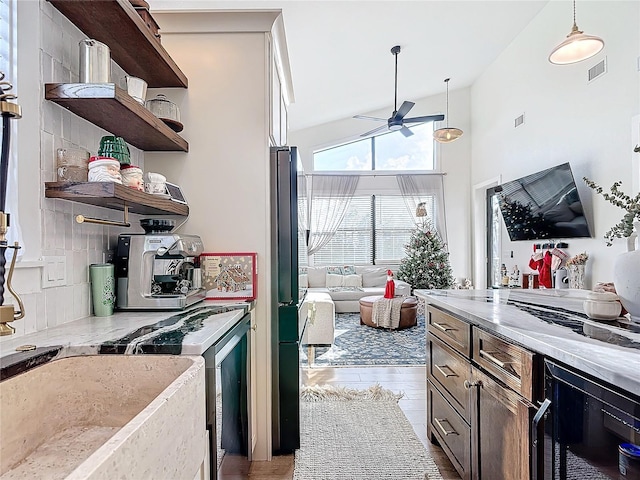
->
[549,0,604,65]
[433,78,463,144]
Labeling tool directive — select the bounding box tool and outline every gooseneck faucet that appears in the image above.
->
[0,71,24,335]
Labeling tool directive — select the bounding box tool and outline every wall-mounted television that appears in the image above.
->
[497,162,591,241]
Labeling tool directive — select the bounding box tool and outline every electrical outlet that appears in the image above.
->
[42,256,66,288]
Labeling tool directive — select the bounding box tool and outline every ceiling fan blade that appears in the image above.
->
[360,124,388,137]
[403,113,445,123]
[400,127,414,137]
[353,114,387,122]
[392,101,415,121]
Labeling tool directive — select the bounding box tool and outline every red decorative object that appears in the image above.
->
[384,269,395,299]
[201,252,257,300]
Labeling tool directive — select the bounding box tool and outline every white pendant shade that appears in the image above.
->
[549,2,604,65]
[433,127,463,143]
[433,78,463,144]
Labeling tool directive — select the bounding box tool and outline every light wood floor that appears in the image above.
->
[223,365,461,480]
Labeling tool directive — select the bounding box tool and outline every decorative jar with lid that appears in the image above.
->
[120,164,144,191]
[88,156,122,183]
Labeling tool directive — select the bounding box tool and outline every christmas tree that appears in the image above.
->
[397,218,454,290]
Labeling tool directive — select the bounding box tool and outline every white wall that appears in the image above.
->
[289,87,473,280]
[471,1,640,288]
[146,12,277,461]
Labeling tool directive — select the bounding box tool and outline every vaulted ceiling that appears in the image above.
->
[151,1,549,131]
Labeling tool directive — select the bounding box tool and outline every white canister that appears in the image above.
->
[120,165,144,191]
[144,172,167,194]
[88,156,122,183]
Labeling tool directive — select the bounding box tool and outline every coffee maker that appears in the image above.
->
[115,219,206,310]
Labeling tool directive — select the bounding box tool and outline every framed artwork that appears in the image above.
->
[201,252,257,300]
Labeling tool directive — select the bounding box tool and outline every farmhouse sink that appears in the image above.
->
[0,355,206,480]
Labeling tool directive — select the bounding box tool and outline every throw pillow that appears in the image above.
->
[299,266,308,274]
[327,266,343,275]
[299,274,308,288]
[343,274,362,288]
[341,265,357,275]
[326,273,344,288]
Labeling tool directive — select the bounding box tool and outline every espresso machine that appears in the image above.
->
[115,219,206,310]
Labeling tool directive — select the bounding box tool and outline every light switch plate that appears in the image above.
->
[42,256,66,288]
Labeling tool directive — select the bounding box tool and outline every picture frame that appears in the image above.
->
[201,252,257,301]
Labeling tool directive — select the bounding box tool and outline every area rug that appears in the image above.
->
[294,385,443,480]
[300,312,426,367]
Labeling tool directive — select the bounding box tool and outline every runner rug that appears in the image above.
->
[294,385,443,480]
[300,313,426,367]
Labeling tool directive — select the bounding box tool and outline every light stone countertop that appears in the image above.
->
[414,288,640,396]
[0,301,253,376]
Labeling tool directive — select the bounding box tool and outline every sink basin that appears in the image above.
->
[0,355,205,480]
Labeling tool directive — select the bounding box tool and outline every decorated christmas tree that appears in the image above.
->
[397,218,454,290]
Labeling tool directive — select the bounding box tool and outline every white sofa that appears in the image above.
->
[300,266,411,313]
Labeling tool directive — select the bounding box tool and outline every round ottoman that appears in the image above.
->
[359,295,418,330]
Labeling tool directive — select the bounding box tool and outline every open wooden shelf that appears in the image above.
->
[47,0,187,88]
[45,182,189,216]
[45,83,188,152]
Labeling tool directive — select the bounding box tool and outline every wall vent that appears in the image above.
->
[514,114,525,128]
[588,58,607,82]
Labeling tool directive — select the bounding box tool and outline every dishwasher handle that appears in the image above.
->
[531,398,551,480]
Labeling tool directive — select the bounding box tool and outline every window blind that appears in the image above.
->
[374,195,415,263]
[312,196,373,265]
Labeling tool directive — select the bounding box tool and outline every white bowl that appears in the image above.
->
[583,299,622,320]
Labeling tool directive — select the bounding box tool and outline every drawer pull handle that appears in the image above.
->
[435,364,457,378]
[479,349,511,369]
[434,417,458,436]
[432,321,456,333]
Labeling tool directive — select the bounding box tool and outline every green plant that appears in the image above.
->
[583,177,640,246]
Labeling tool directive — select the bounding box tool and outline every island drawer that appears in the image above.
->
[427,306,471,357]
[428,334,472,423]
[428,381,471,480]
[472,327,536,401]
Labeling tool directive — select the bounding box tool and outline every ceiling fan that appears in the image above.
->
[354,45,444,138]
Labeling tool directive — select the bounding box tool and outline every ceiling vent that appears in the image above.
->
[588,58,607,83]
[514,114,525,128]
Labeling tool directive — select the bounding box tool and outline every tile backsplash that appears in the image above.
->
[2,0,149,338]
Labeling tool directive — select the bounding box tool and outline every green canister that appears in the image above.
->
[89,263,115,317]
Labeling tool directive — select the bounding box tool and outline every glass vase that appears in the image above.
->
[567,264,585,290]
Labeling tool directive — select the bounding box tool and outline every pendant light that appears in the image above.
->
[433,78,463,144]
[549,0,604,65]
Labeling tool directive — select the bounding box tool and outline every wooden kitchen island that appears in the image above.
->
[414,289,640,480]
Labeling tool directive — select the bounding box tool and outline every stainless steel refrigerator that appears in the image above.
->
[270,146,304,454]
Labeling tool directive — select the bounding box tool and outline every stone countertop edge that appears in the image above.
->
[0,300,253,367]
[414,289,640,397]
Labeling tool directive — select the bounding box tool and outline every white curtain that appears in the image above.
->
[397,174,448,245]
[307,175,359,256]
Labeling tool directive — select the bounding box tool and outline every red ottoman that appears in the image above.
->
[359,295,418,330]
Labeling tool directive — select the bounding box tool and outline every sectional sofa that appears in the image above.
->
[299,265,411,313]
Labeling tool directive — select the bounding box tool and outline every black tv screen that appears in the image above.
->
[498,162,591,241]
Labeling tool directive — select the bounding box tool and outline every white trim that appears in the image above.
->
[472,176,501,289]
[632,114,640,195]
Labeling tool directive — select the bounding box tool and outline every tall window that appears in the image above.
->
[314,122,436,171]
[311,195,426,265]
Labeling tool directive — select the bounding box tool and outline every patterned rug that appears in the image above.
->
[300,312,426,367]
[294,385,443,479]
